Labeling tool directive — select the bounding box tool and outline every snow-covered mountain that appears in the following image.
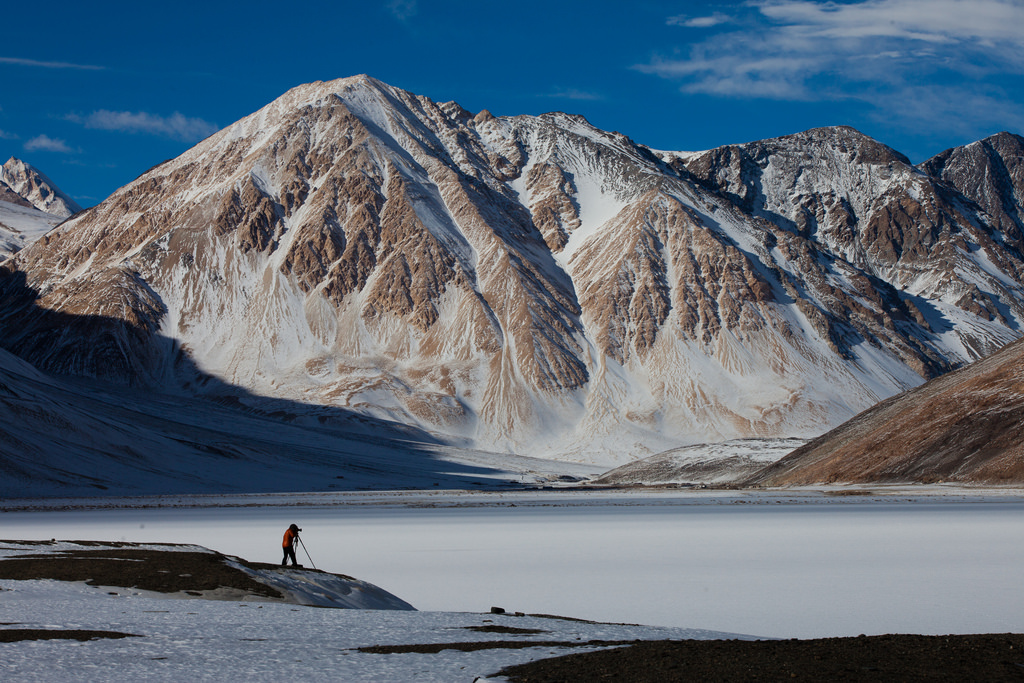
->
[2,76,1023,465]
[919,132,1024,251]
[0,157,79,259]
[0,156,81,218]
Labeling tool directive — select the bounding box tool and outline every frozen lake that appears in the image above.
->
[4,490,1024,639]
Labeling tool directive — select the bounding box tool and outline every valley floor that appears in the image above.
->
[3,487,1024,681]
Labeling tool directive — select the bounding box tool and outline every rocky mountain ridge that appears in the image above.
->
[0,157,80,259]
[2,76,1022,465]
[0,156,82,218]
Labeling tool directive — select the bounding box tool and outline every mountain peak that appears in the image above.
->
[0,157,82,218]
[770,126,912,166]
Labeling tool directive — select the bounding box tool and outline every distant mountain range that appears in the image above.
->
[0,156,81,218]
[2,75,1023,474]
[0,156,79,258]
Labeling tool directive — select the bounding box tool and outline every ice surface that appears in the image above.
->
[0,502,748,682]
[4,489,1024,647]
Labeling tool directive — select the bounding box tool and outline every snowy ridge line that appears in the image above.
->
[1,157,81,219]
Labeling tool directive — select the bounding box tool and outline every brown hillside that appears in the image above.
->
[745,337,1024,486]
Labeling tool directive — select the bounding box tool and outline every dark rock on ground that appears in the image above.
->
[497,633,1024,682]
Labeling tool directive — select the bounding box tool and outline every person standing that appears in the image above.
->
[282,523,301,567]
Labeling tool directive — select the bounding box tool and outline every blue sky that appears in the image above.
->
[3,0,1023,207]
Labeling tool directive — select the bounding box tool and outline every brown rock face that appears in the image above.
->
[524,162,581,253]
[1,78,1023,463]
[681,126,1024,363]
[573,191,776,360]
[0,181,35,210]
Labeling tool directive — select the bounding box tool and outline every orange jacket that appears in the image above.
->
[283,528,298,548]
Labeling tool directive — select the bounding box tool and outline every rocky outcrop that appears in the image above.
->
[0,181,35,209]
[920,132,1024,256]
[1,77,1023,464]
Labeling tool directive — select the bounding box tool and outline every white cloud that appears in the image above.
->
[867,84,1024,139]
[638,0,1024,101]
[0,129,18,140]
[667,12,734,28]
[69,110,218,142]
[24,135,77,153]
[0,56,104,70]
[757,0,1024,45]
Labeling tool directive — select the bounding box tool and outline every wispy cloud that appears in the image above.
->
[386,0,417,21]
[666,12,734,28]
[24,135,78,153]
[543,88,605,101]
[867,83,1024,139]
[0,129,18,140]
[0,56,104,71]
[637,0,1024,134]
[756,0,1024,45]
[67,110,219,143]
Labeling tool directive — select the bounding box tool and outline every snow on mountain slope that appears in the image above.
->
[3,76,1024,467]
[919,132,1024,256]
[0,344,596,498]
[0,200,62,259]
[0,157,79,259]
[1,156,82,218]
[591,438,807,486]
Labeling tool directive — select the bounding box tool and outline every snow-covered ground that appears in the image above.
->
[1,578,723,682]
